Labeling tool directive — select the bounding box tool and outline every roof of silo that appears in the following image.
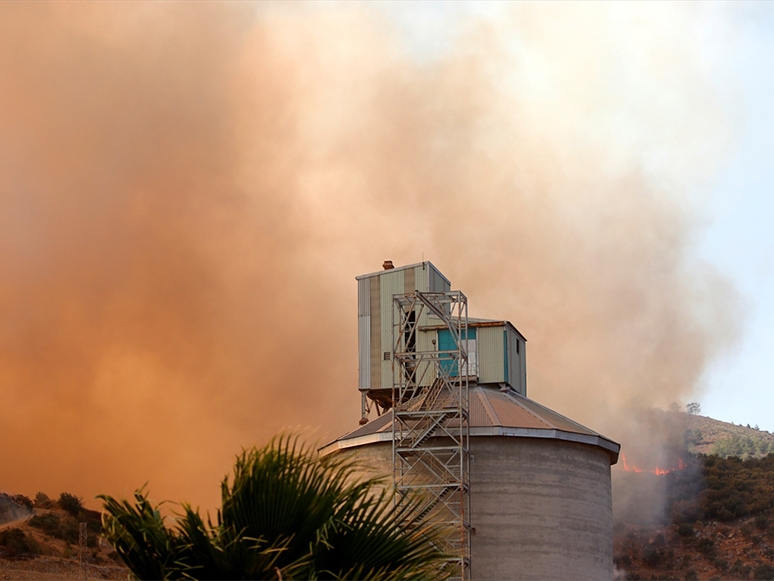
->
[321,385,620,464]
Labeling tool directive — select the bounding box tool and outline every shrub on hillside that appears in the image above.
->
[697,536,716,557]
[58,492,83,516]
[0,528,40,557]
[685,429,703,447]
[642,546,664,568]
[713,436,774,459]
[57,517,80,544]
[28,512,80,544]
[29,513,60,535]
[33,492,55,509]
[665,454,774,523]
[754,562,774,581]
[731,559,752,578]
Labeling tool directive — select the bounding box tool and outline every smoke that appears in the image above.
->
[0,493,32,525]
[0,3,740,512]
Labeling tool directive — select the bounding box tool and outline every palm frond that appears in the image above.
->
[101,433,449,580]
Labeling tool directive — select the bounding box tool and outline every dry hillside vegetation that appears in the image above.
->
[615,422,774,581]
[0,492,127,580]
[684,414,774,459]
[615,517,774,581]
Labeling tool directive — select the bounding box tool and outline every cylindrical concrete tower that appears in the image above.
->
[334,261,621,580]
[321,384,620,581]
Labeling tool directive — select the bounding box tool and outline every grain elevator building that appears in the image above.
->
[321,262,620,581]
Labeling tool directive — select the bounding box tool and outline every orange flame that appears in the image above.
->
[620,453,686,475]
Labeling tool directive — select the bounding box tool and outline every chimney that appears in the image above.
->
[382,260,394,270]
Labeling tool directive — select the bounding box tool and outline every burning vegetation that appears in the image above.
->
[621,454,688,476]
[612,410,774,580]
[614,452,774,580]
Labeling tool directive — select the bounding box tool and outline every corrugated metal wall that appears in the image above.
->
[357,263,528,403]
[505,327,526,396]
[429,265,450,293]
[404,266,415,295]
[478,326,505,384]
[358,278,371,391]
[358,263,452,395]
[518,334,527,396]
[380,270,405,390]
[369,275,381,390]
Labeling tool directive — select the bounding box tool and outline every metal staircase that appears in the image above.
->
[391,290,471,580]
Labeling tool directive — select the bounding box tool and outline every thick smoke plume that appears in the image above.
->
[0,3,739,511]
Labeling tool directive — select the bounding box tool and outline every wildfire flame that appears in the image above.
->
[620,453,686,475]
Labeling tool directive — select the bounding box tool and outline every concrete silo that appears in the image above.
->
[321,262,620,581]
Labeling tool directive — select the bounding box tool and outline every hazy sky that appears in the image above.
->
[691,5,774,432]
[390,1,774,432]
[1,2,772,511]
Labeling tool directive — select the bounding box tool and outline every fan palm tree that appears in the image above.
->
[100,434,449,580]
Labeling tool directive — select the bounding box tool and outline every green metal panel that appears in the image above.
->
[380,269,405,391]
[506,326,524,395]
[478,325,506,384]
[358,278,371,390]
[370,276,381,389]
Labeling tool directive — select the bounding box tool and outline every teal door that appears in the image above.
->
[437,328,476,377]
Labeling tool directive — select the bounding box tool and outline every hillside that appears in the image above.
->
[0,492,128,580]
[684,414,774,458]
[614,413,774,581]
[615,517,774,581]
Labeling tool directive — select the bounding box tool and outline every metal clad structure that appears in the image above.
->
[358,278,371,392]
[357,263,532,410]
[518,330,527,394]
[370,276,381,391]
[429,266,451,293]
[380,269,404,390]
[354,262,471,575]
[477,326,505,384]
[356,262,452,412]
[404,265,415,295]
[507,327,522,395]
[346,262,618,578]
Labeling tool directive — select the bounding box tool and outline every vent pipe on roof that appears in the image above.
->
[382,260,394,270]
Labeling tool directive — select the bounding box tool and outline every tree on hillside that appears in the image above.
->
[100,435,449,580]
[58,492,83,516]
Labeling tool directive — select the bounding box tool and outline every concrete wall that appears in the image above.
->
[470,437,612,581]
[338,436,613,581]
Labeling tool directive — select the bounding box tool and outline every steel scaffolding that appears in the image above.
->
[391,290,471,580]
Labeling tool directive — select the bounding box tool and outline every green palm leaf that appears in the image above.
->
[101,433,449,580]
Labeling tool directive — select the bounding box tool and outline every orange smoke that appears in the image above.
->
[0,3,739,513]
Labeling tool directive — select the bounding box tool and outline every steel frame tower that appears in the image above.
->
[391,290,471,579]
